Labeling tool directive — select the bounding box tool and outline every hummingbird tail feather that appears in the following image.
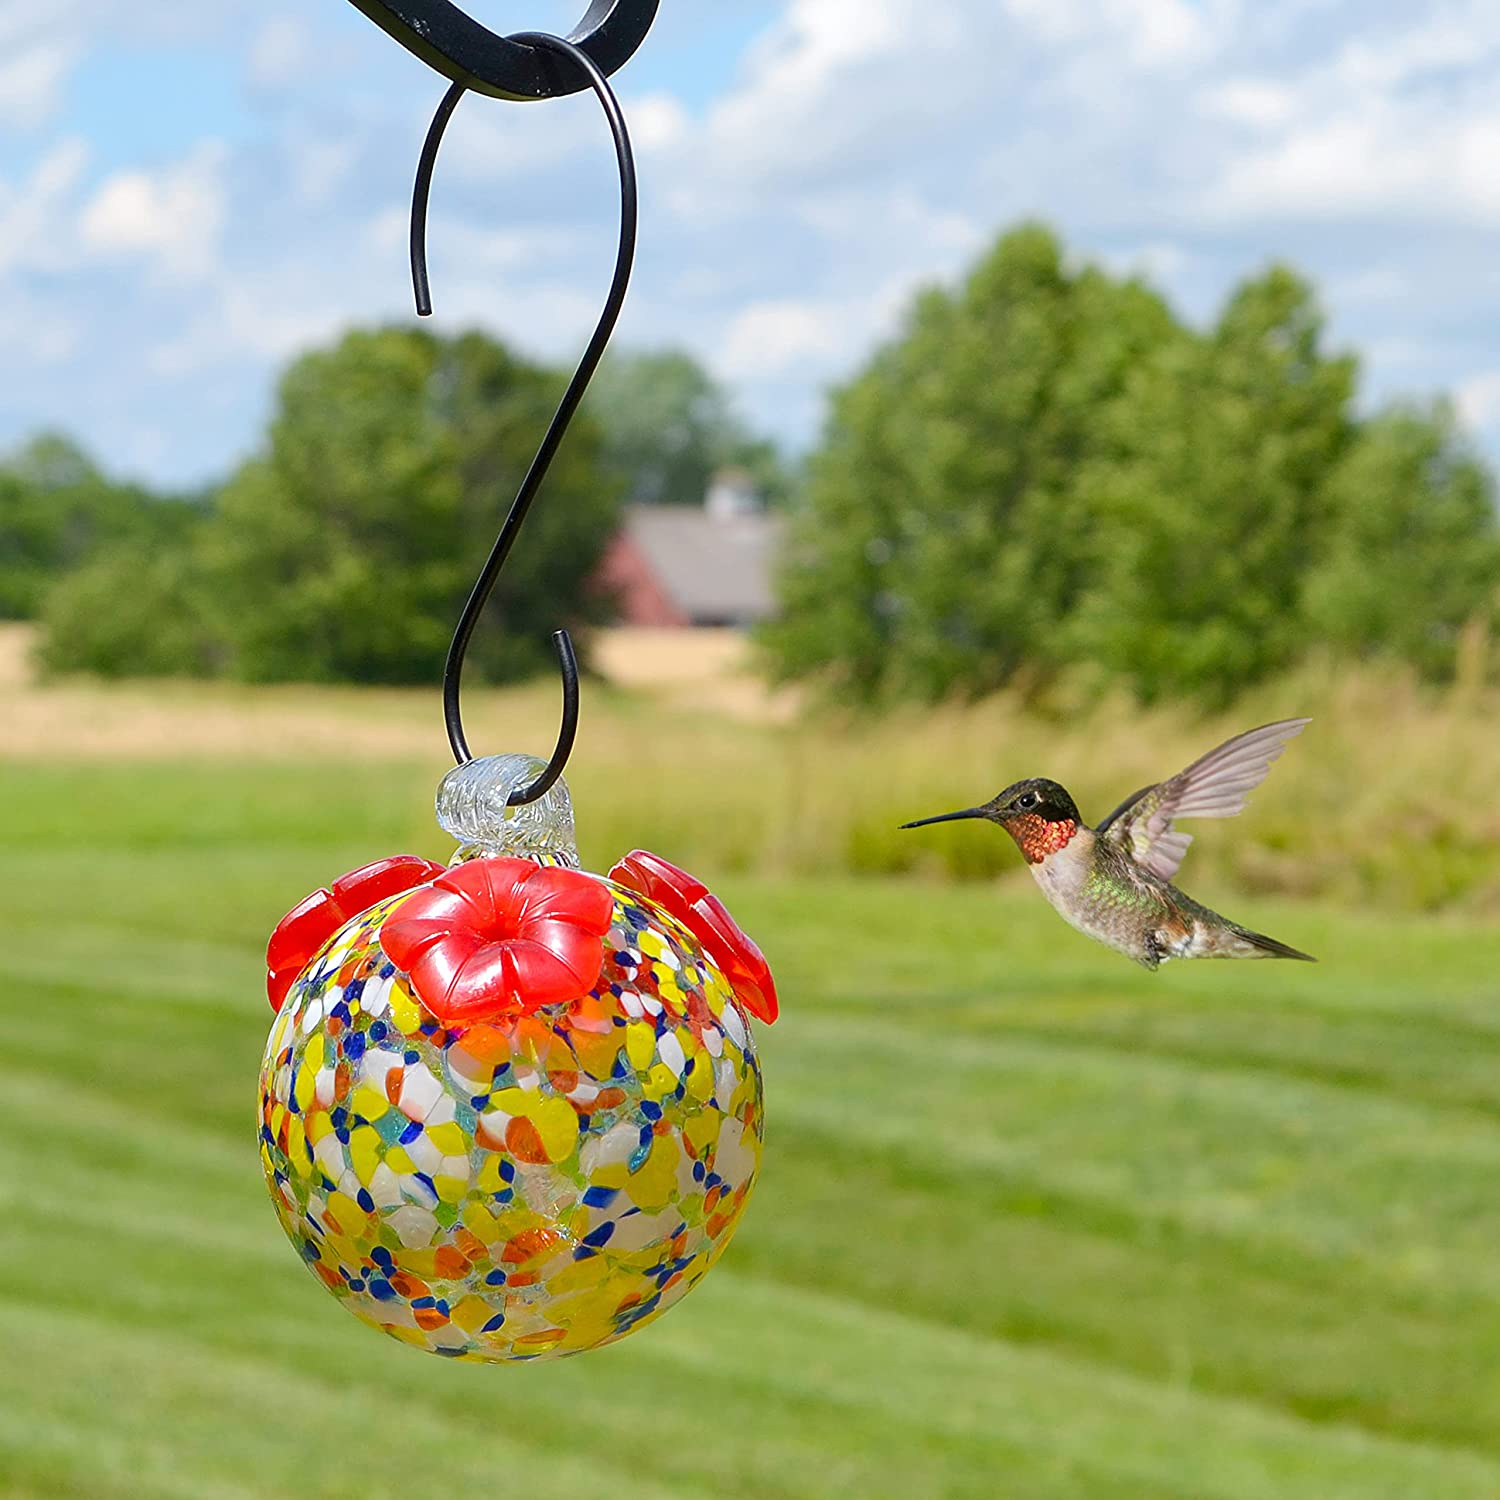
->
[1236,927,1317,962]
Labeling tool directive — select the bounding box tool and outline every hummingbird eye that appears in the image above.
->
[1017,791,1039,811]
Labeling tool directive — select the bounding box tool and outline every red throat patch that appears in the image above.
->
[1011,814,1079,865]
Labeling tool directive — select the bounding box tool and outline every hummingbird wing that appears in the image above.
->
[1096,718,1310,883]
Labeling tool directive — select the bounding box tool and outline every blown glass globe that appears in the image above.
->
[258,756,777,1361]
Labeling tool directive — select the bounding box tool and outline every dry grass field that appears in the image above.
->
[6,622,1497,911]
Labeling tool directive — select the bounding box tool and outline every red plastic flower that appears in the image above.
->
[266,855,447,1012]
[609,850,779,1024]
[380,858,615,1024]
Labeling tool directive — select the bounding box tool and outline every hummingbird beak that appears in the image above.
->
[899,807,989,830]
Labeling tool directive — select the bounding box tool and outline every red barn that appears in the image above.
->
[597,472,784,629]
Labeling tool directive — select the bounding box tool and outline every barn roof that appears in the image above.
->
[619,504,783,624]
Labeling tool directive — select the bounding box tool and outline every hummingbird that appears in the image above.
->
[900,719,1315,969]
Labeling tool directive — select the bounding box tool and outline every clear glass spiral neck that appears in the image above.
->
[436,754,581,868]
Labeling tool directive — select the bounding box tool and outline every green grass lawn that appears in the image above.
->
[3,759,1499,1499]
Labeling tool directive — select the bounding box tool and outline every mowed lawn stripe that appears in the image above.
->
[20,914,1500,1306]
[775,1012,1500,1271]
[745,1122,1500,1452]
[10,925,1500,1468]
[11,1015,1500,1465]
[976,1011,1500,1124]
[6,761,1500,1496]
[4,1273,1498,1500]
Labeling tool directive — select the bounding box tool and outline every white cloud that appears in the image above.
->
[1203,78,1298,130]
[691,0,951,199]
[292,139,358,205]
[122,424,171,475]
[10,0,1500,489]
[630,94,689,153]
[147,284,349,376]
[438,94,611,184]
[402,216,584,275]
[80,142,228,278]
[717,262,924,385]
[0,287,80,364]
[793,189,982,260]
[426,280,607,351]
[719,299,850,381]
[248,15,314,90]
[0,1,261,131]
[1209,107,1500,226]
[0,138,89,276]
[1104,241,1193,282]
[0,40,79,128]
[0,137,91,394]
[1364,337,1443,373]
[1334,267,1408,304]
[1197,5,1500,229]
[0,0,266,59]
[1005,0,1213,67]
[1328,3,1500,92]
[1458,371,1500,432]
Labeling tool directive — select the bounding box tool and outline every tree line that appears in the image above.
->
[4,334,776,684]
[765,223,1500,704]
[5,220,1498,703]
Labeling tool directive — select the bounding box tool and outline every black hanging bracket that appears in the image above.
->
[345,5,651,804]
[346,0,662,101]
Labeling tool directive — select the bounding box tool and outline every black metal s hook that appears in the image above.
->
[349,0,661,102]
[409,33,639,803]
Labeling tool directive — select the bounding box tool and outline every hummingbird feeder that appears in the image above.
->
[258,0,781,1363]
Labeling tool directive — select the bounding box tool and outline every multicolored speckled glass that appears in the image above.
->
[258,756,776,1362]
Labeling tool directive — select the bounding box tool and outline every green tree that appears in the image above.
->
[1068,267,1357,703]
[0,433,192,619]
[1301,402,1500,677]
[37,542,218,678]
[204,326,621,684]
[763,223,1181,700]
[768,226,1489,707]
[590,348,789,508]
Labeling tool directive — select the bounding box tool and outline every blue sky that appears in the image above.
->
[5,0,1500,489]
